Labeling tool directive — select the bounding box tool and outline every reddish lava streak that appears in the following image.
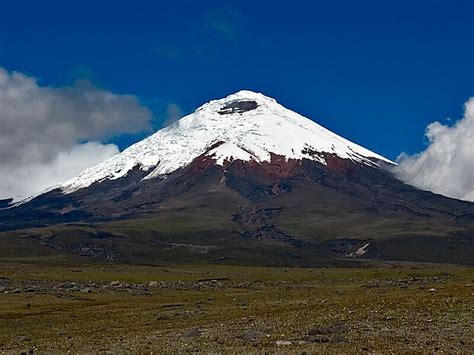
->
[182,141,360,187]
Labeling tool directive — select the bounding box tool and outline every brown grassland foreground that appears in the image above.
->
[0,257,473,353]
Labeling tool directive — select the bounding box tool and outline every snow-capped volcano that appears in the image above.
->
[61,90,393,193]
[3,91,473,267]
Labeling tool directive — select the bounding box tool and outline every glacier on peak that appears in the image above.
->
[60,90,394,194]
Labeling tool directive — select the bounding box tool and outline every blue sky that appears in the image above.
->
[1,0,472,160]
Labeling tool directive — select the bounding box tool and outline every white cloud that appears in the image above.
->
[394,97,474,202]
[0,67,152,199]
[1,142,119,200]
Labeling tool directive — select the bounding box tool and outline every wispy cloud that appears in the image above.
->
[150,5,245,65]
[163,102,184,127]
[204,4,243,42]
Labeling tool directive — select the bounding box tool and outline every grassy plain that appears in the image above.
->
[0,257,473,353]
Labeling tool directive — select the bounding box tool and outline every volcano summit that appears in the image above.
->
[60,90,393,193]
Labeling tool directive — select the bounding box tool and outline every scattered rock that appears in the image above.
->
[162,303,183,308]
[148,281,158,288]
[173,310,192,318]
[14,335,32,342]
[332,334,347,343]
[80,288,92,293]
[364,276,450,289]
[0,276,10,283]
[308,323,349,336]
[276,340,293,346]
[428,288,438,292]
[183,329,201,338]
[307,335,330,343]
[240,329,267,340]
[110,281,120,286]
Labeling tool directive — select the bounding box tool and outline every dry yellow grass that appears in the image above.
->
[0,260,473,353]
